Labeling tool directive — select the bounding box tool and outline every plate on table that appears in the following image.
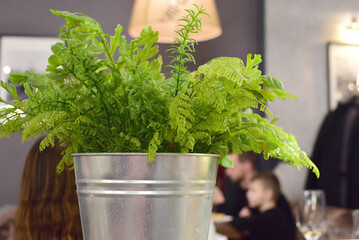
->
[211,212,233,223]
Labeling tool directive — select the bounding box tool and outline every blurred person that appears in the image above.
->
[0,205,17,240]
[213,152,296,238]
[0,136,83,240]
[232,172,295,240]
[213,151,259,216]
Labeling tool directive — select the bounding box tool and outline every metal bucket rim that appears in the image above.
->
[71,152,220,157]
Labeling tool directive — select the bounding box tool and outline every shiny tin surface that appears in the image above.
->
[72,153,219,240]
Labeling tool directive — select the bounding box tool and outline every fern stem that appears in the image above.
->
[89,76,112,129]
[66,57,113,131]
[98,33,116,69]
[169,139,174,152]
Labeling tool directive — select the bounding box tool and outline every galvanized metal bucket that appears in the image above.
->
[72,153,219,240]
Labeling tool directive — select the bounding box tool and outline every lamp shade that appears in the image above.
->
[128,0,222,43]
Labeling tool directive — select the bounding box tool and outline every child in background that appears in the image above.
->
[232,172,296,240]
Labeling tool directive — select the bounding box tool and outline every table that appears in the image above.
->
[214,222,243,240]
[214,206,354,240]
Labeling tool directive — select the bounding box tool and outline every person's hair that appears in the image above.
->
[251,171,281,201]
[14,136,83,240]
[237,151,258,169]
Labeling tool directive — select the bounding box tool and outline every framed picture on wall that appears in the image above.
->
[0,36,58,104]
[328,43,359,110]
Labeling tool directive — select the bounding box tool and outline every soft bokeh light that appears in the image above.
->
[3,66,11,75]
[341,18,359,44]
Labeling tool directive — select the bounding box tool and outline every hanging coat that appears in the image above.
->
[306,98,359,208]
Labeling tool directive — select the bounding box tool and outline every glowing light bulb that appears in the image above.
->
[3,66,11,74]
[342,18,359,44]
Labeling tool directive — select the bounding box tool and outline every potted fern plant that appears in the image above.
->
[0,5,318,240]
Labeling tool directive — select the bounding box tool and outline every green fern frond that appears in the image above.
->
[111,131,142,153]
[236,112,319,177]
[169,93,195,138]
[167,4,208,96]
[39,133,56,151]
[56,142,78,174]
[0,7,319,178]
[0,115,26,138]
[21,111,68,141]
[231,92,273,118]
[192,131,212,145]
[197,57,245,86]
[148,131,162,163]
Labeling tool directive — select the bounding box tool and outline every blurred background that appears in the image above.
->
[0,0,358,208]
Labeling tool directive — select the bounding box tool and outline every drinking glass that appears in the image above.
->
[296,190,328,240]
[351,209,359,238]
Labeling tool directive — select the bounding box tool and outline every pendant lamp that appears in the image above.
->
[128,0,222,43]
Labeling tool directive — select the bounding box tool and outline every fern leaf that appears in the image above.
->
[169,93,194,139]
[148,131,161,163]
[197,57,245,86]
[21,111,68,141]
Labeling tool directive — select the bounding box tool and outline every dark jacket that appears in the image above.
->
[232,207,295,240]
[306,99,359,208]
[217,176,247,217]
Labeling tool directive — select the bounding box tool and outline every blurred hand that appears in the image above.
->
[239,207,251,218]
[213,186,225,205]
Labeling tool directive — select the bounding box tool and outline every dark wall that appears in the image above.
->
[195,0,263,63]
[0,0,133,37]
[0,0,263,206]
[0,0,262,60]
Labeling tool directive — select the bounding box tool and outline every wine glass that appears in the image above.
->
[296,190,328,240]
